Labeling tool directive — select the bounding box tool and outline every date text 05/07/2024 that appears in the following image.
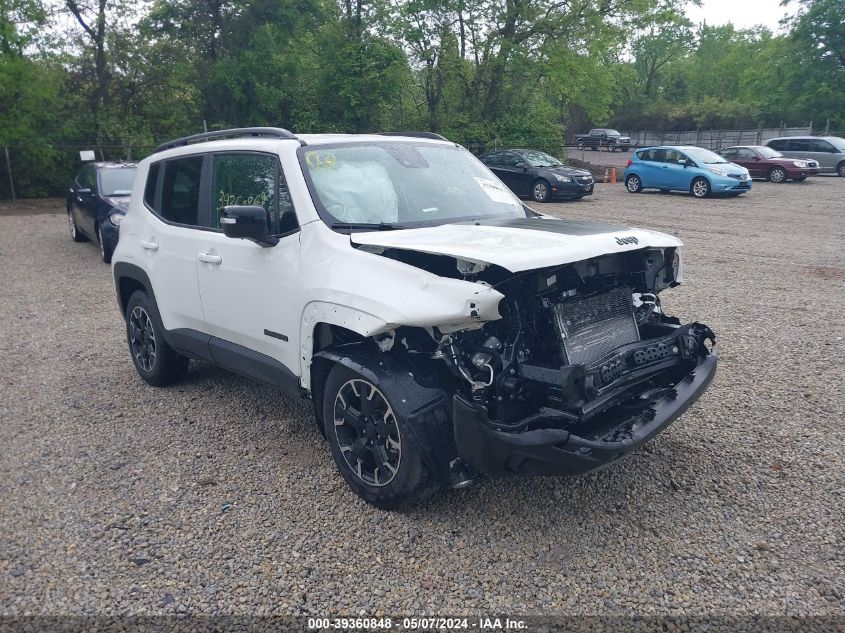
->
[307,617,528,630]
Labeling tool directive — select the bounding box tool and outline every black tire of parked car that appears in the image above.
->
[322,363,441,509]
[691,177,711,198]
[625,174,643,193]
[125,290,188,387]
[837,161,845,177]
[577,140,585,150]
[768,166,787,183]
[531,179,551,202]
[68,210,86,243]
[97,225,113,264]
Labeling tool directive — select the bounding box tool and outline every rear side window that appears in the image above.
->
[788,139,810,151]
[212,153,298,235]
[144,162,160,209]
[637,149,665,162]
[767,139,786,151]
[160,156,204,226]
[720,148,737,159]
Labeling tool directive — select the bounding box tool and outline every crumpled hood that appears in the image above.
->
[351,217,683,273]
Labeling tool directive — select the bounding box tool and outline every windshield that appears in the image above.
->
[605,129,622,136]
[683,148,729,165]
[300,143,525,228]
[520,150,563,167]
[756,146,782,159]
[99,167,137,196]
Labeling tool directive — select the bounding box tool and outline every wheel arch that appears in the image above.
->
[113,262,156,318]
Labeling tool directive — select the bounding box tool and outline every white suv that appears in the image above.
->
[112,127,717,508]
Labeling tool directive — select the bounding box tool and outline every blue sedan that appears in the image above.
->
[623,146,752,198]
[67,162,137,262]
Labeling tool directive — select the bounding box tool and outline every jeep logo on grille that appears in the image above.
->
[615,236,639,246]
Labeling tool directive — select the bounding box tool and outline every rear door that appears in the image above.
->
[195,151,302,381]
[140,156,208,334]
[75,166,98,236]
[634,149,666,188]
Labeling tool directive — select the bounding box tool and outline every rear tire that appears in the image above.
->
[767,166,786,183]
[690,177,711,198]
[577,141,585,150]
[625,174,642,193]
[322,363,441,509]
[125,290,188,387]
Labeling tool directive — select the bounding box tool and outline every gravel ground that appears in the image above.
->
[1,177,843,620]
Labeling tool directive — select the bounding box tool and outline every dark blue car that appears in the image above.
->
[66,162,137,262]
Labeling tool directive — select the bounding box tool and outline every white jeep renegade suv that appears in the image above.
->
[112,127,717,508]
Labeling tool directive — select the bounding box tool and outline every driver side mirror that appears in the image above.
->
[221,205,278,247]
[515,161,528,170]
[677,159,688,167]
[77,187,93,196]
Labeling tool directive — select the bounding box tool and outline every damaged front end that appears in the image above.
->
[436,247,717,478]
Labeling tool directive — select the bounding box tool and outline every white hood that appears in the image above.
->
[350,217,683,273]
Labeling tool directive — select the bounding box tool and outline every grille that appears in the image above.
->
[728,173,746,180]
[555,286,639,366]
[577,176,594,185]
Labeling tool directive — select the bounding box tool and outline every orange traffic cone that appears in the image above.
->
[609,167,617,184]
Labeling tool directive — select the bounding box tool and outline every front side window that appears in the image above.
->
[160,156,203,226]
[810,139,834,153]
[212,153,297,234]
[300,143,524,228]
[757,146,782,158]
[99,167,137,196]
[664,148,684,163]
[720,148,737,159]
[767,140,786,151]
[79,166,97,192]
[736,148,757,160]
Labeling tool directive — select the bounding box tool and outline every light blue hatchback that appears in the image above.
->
[623,146,752,198]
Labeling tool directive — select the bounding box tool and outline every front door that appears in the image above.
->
[734,148,763,177]
[196,151,302,380]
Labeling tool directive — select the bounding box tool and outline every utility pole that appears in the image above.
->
[4,145,16,204]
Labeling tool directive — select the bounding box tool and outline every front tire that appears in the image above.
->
[768,166,786,183]
[625,174,643,193]
[837,161,845,177]
[97,224,113,263]
[531,179,551,202]
[690,177,711,198]
[577,141,585,150]
[323,364,440,509]
[125,290,188,387]
[68,211,86,243]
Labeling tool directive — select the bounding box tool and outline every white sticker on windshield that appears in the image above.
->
[474,177,516,205]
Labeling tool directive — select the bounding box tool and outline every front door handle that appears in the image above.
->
[140,240,159,251]
[198,252,222,265]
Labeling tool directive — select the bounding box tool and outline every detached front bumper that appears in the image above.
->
[453,341,717,478]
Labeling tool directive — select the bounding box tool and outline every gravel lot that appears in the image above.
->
[1,178,843,620]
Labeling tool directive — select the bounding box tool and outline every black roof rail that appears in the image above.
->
[153,127,303,153]
[378,131,449,141]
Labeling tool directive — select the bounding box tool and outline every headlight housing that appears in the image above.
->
[109,213,124,226]
[707,167,728,176]
[554,174,572,183]
[792,161,807,168]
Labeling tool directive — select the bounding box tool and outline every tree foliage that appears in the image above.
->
[0,0,843,197]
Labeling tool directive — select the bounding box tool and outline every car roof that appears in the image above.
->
[296,133,452,147]
[766,136,843,141]
[636,146,704,151]
[89,162,138,169]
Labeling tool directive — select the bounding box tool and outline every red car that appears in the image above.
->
[718,145,819,183]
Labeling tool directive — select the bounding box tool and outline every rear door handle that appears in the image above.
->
[140,240,159,251]
[198,252,222,265]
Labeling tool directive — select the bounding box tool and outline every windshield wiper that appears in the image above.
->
[331,222,405,231]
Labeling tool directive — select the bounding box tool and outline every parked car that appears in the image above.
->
[67,162,137,262]
[623,146,751,198]
[113,127,717,508]
[479,149,594,202]
[718,145,818,182]
[575,129,632,152]
[764,136,845,177]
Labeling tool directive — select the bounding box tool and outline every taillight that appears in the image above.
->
[626,159,632,167]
